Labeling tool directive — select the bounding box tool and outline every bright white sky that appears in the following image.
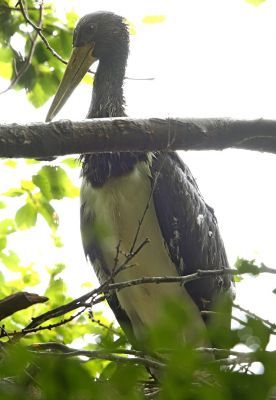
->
[0,0,275,347]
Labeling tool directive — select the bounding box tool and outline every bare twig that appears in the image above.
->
[1,267,236,333]
[233,303,276,332]
[1,265,274,337]
[28,343,164,370]
[258,263,276,275]
[16,0,67,66]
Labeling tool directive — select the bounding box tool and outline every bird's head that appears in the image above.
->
[74,12,129,60]
[46,11,129,122]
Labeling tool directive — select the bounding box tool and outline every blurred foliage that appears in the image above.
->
[245,0,267,6]
[0,0,275,399]
[142,15,166,24]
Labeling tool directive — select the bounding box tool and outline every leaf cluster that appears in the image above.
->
[0,0,78,106]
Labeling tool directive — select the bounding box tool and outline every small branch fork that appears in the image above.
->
[0,265,275,339]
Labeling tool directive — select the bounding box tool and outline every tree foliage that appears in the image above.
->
[0,1,275,399]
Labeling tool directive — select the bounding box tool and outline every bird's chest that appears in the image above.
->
[81,162,203,340]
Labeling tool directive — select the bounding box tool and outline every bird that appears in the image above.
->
[46,11,234,347]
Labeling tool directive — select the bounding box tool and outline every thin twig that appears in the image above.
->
[1,309,85,339]
[3,265,274,336]
[17,0,67,66]
[28,345,164,369]
[233,303,276,332]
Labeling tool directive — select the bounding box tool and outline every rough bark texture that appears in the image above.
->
[0,117,275,158]
[0,292,48,321]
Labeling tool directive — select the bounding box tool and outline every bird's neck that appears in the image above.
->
[87,58,126,118]
[81,56,148,187]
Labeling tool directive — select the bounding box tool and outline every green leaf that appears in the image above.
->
[27,81,50,108]
[52,234,63,248]
[235,258,260,275]
[22,268,40,286]
[0,219,15,234]
[0,236,7,251]
[0,250,20,271]
[0,61,12,79]
[21,179,35,191]
[0,45,13,62]
[37,198,59,229]
[66,9,79,29]
[15,203,37,229]
[32,166,79,200]
[47,263,66,278]
[45,276,67,306]
[142,15,166,24]
[62,157,78,168]
[25,158,40,165]
[0,201,6,209]
[4,188,25,197]
[246,317,271,350]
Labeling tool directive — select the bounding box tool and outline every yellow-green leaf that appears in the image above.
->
[245,0,266,5]
[142,15,166,24]
[15,203,37,230]
[4,160,17,168]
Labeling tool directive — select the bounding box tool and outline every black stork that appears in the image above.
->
[46,11,233,346]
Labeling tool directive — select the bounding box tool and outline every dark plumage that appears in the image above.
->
[46,11,234,346]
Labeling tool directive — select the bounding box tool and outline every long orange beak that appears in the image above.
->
[46,43,97,122]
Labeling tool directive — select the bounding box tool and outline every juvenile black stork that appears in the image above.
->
[46,11,233,345]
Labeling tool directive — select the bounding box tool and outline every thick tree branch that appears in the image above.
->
[0,292,48,321]
[0,118,276,158]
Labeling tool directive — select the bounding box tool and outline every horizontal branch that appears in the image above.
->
[28,343,164,369]
[1,117,276,158]
[0,292,48,321]
[21,268,236,331]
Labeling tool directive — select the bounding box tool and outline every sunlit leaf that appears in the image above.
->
[142,15,166,24]
[82,73,94,85]
[36,196,59,230]
[0,236,7,251]
[21,179,35,191]
[245,0,266,6]
[0,250,20,271]
[0,61,12,79]
[3,188,25,197]
[62,157,78,168]
[32,165,79,200]
[4,159,17,168]
[15,203,37,229]
[66,9,79,29]
[0,219,15,234]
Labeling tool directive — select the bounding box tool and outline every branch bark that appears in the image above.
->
[1,117,276,158]
[0,292,48,321]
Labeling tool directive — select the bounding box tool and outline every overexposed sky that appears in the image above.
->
[0,0,275,341]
